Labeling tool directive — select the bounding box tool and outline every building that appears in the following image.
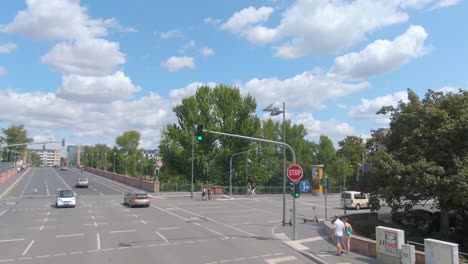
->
[28,146,61,167]
[141,149,159,160]
[67,145,81,166]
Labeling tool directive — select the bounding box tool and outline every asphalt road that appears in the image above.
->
[2,167,347,264]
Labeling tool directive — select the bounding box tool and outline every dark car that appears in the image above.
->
[124,192,150,207]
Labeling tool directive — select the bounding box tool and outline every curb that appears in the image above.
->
[298,251,328,264]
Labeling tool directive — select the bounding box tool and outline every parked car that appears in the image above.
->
[341,191,369,210]
[124,192,150,207]
[75,178,89,188]
[56,189,76,208]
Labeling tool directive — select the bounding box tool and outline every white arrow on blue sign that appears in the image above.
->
[299,181,310,193]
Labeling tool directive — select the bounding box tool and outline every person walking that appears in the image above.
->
[202,186,206,200]
[332,215,345,256]
[247,182,252,197]
[250,183,256,197]
[207,187,212,200]
[343,217,352,253]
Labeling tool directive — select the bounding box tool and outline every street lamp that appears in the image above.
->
[125,152,128,175]
[113,152,116,173]
[97,153,100,169]
[104,153,107,171]
[229,147,258,199]
[138,159,142,188]
[263,101,286,226]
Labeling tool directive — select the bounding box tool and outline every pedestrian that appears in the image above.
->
[207,187,212,200]
[343,217,352,253]
[250,183,256,197]
[332,215,345,256]
[247,182,252,196]
[202,186,206,200]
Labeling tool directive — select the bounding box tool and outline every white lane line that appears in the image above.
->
[54,253,67,256]
[0,210,7,217]
[96,233,101,250]
[102,248,114,251]
[99,192,104,195]
[70,251,83,255]
[39,225,44,231]
[93,188,98,191]
[20,169,34,198]
[0,259,14,262]
[50,168,72,189]
[87,250,99,253]
[18,257,32,260]
[56,233,84,238]
[22,240,35,256]
[109,230,136,234]
[36,255,50,258]
[0,238,24,243]
[158,227,181,230]
[0,169,31,199]
[267,220,279,223]
[198,209,256,214]
[265,256,296,264]
[155,231,168,242]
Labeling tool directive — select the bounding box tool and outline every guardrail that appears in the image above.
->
[408,240,468,263]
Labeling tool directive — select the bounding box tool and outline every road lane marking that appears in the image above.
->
[22,240,35,256]
[265,256,296,264]
[0,259,14,262]
[155,231,168,242]
[102,248,114,251]
[0,238,24,242]
[169,204,256,237]
[0,210,7,217]
[99,192,104,195]
[296,236,324,243]
[158,227,181,230]
[110,230,136,234]
[0,169,31,199]
[96,233,101,250]
[35,255,50,258]
[56,233,84,238]
[54,253,67,256]
[70,251,83,255]
[39,225,44,231]
[198,209,256,214]
[20,169,34,198]
[50,168,72,189]
[18,257,32,260]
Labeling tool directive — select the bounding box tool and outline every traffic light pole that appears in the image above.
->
[203,129,299,240]
[293,181,297,240]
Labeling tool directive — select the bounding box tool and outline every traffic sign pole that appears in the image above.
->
[293,181,297,240]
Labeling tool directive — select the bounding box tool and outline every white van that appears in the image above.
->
[341,191,369,210]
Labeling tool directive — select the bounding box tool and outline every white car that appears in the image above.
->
[75,178,89,188]
[56,189,76,208]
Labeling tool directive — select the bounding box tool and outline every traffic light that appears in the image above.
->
[196,125,203,141]
[293,182,300,198]
[290,182,300,198]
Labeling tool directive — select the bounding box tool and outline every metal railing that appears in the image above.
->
[408,241,468,262]
[0,162,14,174]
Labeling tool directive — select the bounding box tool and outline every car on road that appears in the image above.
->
[75,177,89,188]
[56,189,76,208]
[124,192,150,207]
[60,166,68,171]
[341,191,369,210]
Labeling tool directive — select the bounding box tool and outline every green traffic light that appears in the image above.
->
[294,192,300,198]
[197,135,203,141]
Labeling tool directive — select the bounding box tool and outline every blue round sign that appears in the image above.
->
[299,181,311,192]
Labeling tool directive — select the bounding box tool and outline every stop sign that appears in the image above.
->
[287,164,303,181]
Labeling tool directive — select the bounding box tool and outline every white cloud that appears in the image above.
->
[221,6,274,33]
[223,0,412,58]
[0,42,17,53]
[0,0,112,41]
[239,70,369,111]
[160,30,181,39]
[201,47,214,57]
[331,25,428,79]
[203,17,221,26]
[41,38,125,76]
[161,56,195,72]
[56,71,141,103]
[178,40,196,54]
[0,67,5,76]
[169,82,218,106]
[430,0,460,9]
[0,89,174,147]
[436,86,460,93]
[295,112,355,143]
[348,91,408,124]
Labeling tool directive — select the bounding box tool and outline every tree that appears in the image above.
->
[370,89,468,237]
[115,130,142,177]
[1,124,33,162]
[337,135,366,190]
[30,152,42,166]
[159,84,262,186]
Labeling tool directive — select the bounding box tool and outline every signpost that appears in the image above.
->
[287,164,303,181]
[287,164,303,240]
[299,181,310,193]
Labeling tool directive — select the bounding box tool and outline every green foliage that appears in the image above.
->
[369,89,468,237]
[1,124,33,160]
[30,152,42,166]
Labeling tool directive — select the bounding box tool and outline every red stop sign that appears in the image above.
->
[287,164,303,181]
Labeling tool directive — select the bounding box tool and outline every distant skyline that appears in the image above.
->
[0,0,466,150]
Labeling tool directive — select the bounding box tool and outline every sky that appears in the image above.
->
[0,0,466,151]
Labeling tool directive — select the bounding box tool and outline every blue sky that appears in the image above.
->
[0,0,466,150]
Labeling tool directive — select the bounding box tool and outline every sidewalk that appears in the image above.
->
[274,219,377,264]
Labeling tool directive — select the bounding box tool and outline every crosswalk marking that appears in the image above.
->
[265,256,297,264]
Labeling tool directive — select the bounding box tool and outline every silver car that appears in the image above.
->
[75,178,89,188]
[56,189,76,208]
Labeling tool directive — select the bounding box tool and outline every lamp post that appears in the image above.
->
[191,126,195,199]
[245,158,252,197]
[92,153,94,169]
[125,152,128,175]
[104,153,107,171]
[97,153,100,170]
[113,152,116,173]
[229,148,257,199]
[342,157,347,215]
[138,159,142,188]
[263,102,286,226]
